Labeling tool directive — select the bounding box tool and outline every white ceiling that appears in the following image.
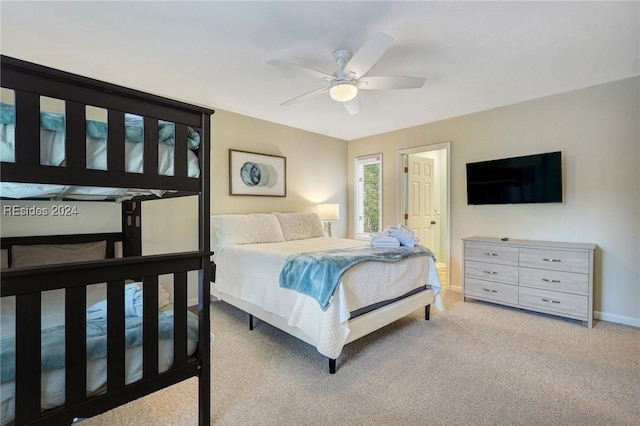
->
[1,1,638,141]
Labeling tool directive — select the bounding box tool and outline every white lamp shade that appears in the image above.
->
[317,203,340,221]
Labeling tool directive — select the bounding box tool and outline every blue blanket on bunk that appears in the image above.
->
[279,245,435,311]
[0,102,200,149]
[0,310,199,384]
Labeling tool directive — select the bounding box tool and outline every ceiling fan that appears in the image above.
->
[269,32,426,115]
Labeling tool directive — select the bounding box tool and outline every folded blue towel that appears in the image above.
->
[86,283,170,321]
[86,283,142,321]
[387,224,419,247]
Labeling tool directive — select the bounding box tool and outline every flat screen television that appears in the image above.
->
[466,151,562,205]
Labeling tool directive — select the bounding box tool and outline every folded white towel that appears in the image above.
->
[86,283,170,321]
[371,232,400,248]
[386,224,419,247]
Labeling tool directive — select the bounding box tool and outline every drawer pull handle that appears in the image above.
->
[541,278,561,283]
[482,288,498,293]
[485,253,498,256]
[541,298,561,304]
[483,271,498,275]
[543,258,562,262]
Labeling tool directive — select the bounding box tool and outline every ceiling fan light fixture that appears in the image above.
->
[329,82,358,102]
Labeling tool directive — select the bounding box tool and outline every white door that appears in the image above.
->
[406,155,435,251]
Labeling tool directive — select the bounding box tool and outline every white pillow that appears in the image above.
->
[274,212,326,241]
[212,213,285,251]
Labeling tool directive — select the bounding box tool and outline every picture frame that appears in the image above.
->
[229,149,287,196]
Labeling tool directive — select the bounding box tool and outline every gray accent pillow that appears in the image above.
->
[11,240,107,268]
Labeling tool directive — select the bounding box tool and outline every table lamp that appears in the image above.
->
[317,203,340,237]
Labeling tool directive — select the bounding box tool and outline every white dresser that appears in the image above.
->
[463,237,596,328]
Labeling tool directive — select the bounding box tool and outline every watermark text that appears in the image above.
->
[3,204,79,217]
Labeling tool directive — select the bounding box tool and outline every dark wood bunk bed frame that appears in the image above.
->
[0,56,214,425]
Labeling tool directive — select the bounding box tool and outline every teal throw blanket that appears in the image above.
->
[0,310,199,384]
[0,102,200,149]
[279,245,435,311]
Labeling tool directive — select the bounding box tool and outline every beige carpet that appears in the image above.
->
[84,291,639,425]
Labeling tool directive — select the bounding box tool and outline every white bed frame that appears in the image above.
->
[212,286,434,373]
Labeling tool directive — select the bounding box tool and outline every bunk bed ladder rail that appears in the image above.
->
[1,252,208,425]
[1,61,199,193]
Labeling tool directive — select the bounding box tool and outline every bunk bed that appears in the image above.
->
[0,56,214,425]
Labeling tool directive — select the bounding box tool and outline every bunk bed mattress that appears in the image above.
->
[0,124,200,200]
[0,285,198,425]
[213,237,441,359]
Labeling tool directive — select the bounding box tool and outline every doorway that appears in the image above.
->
[398,142,450,289]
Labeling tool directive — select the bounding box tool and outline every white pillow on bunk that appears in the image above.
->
[212,213,285,252]
[11,240,107,268]
[274,212,326,241]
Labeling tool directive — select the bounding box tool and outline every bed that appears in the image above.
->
[0,56,214,425]
[211,212,442,374]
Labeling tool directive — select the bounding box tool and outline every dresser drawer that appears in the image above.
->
[463,237,595,328]
[519,287,588,319]
[465,277,518,304]
[519,248,589,273]
[465,260,518,285]
[519,267,588,295]
[465,242,518,266]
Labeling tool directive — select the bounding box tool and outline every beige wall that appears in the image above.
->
[210,110,348,235]
[348,76,640,326]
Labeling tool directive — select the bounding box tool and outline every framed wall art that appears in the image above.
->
[229,149,287,196]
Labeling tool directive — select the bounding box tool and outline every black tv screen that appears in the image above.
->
[466,151,562,205]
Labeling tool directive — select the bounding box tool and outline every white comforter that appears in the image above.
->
[212,237,441,359]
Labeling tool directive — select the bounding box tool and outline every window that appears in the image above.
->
[355,154,382,238]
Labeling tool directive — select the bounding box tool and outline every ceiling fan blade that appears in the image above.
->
[343,97,362,115]
[280,86,329,106]
[344,32,394,79]
[358,76,426,90]
[268,60,334,81]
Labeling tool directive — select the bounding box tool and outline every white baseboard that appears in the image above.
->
[188,297,199,307]
[446,289,637,328]
[595,310,640,328]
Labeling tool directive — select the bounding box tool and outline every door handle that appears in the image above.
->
[431,220,436,225]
